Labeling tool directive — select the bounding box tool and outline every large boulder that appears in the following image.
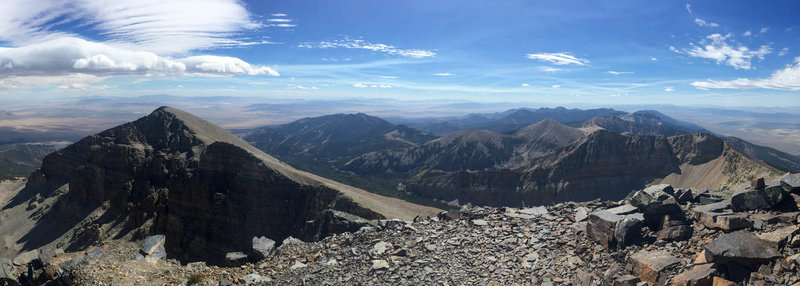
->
[587,210,643,249]
[704,230,782,268]
[629,184,683,229]
[781,173,800,193]
[756,225,799,249]
[140,235,165,256]
[670,263,715,286]
[251,236,276,260]
[730,184,784,211]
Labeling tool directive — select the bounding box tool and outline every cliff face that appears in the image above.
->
[9,107,439,265]
[408,131,680,206]
[406,131,778,207]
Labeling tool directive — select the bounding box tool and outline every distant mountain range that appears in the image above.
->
[242,107,799,207]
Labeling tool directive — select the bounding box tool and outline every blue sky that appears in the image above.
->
[0,0,799,107]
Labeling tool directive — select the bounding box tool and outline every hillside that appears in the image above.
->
[0,143,65,180]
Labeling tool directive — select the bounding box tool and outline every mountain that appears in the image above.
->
[245,113,436,160]
[403,107,626,135]
[349,125,778,206]
[0,107,440,265]
[344,118,588,177]
[723,136,800,173]
[0,143,66,180]
[581,110,710,136]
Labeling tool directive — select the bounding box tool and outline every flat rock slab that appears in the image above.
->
[704,230,782,267]
[519,206,548,216]
[607,204,638,215]
[671,263,715,286]
[252,236,276,259]
[575,207,589,222]
[140,235,165,256]
[757,225,799,249]
[630,250,681,284]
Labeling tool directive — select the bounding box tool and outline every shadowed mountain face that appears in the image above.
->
[581,110,710,136]
[403,131,778,206]
[0,143,64,180]
[723,136,800,173]
[1,107,439,265]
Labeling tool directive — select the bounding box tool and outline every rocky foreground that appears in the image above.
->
[5,173,800,285]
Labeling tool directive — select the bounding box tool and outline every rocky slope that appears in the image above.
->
[401,131,778,207]
[0,107,440,267]
[10,174,800,286]
[0,143,61,180]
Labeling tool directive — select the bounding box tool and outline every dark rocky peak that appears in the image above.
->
[430,129,510,148]
[6,106,439,265]
[668,133,725,165]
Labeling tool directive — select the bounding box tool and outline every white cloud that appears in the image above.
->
[377,75,398,79]
[664,86,675,92]
[526,52,589,65]
[521,83,529,87]
[684,33,771,69]
[691,57,800,91]
[537,66,563,72]
[266,24,296,28]
[685,4,692,14]
[650,57,658,61]
[433,73,455,76]
[0,0,264,54]
[271,13,287,17]
[300,37,435,58]
[607,71,633,75]
[353,82,391,88]
[551,84,561,88]
[268,19,292,22]
[743,30,752,37]
[694,18,719,28]
[779,48,789,56]
[0,37,279,78]
[760,27,770,34]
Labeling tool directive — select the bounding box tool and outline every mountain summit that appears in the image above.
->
[0,107,439,265]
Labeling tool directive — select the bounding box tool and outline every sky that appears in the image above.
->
[0,0,799,107]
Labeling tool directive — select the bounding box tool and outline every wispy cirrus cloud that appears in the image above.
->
[526,52,589,65]
[0,37,278,79]
[607,71,633,75]
[678,33,771,69]
[433,73,455,76]
[353,83,392,88]
[691,57,800,90]
[0,0,266,54]
[299,37,436,59]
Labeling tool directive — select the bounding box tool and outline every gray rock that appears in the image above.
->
[587,210,623,249]
[225,252,248,266]
[140,235,165,256]
[655,220,692,241]
[629,184,674,210]
[731,184,784,211]
[756,225,799,249]
[676,188,693,204]
[704,230,782,267]
[12,249,39,266]
[606,204,638,215]
[670,263,715,286]
[613,217,643,248]
[369,241,392,256]
[781,173,800,193]
[243,273,271,285]
[146,245,167,261]
[519,206,548,216]
[370,259,390,271]
[471,219,488,226]
[290,261,307,270]
[251,236,275,260]
[575,207,589,222]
